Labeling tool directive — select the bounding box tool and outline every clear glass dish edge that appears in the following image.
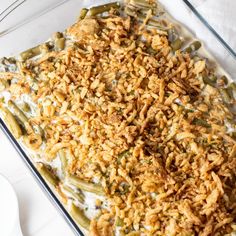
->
[0,1,235,235]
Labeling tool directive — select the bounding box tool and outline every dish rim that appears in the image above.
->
[0,1,236,236]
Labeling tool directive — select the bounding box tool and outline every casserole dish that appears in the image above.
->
[0,0,236,235]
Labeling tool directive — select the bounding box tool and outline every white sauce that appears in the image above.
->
[1,91,11,103]
[83,192,105,219]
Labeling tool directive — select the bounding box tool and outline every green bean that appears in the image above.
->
[20,43,49,60]
[130,0,155,8]
[116,217,124,227]
[8,57,16,64]
[20,102,31,113]
[229,82,236,91]
[192,118,211,128]
[192,55,202,62]
[142,17,167,30]
[52,32,63,40]
[0,107,22,138]
[20,45,41,61]
[125,6,137,17]
[202,76,217,86]
[230,132,236,140]
[89,2,120,16]
[32,45,43,54]
[217,75,228,86]
[168,28,178,42]
[8,100,43,136]
[0,79,9,91]
[79,8,88,20]
[171,38,183,51]
[1,57,16,65]
[184,41,201,53]
[16,61,23,75]
[118,150,130,158]
[221,83,236,103]
[70,203,90,230]
[0,57,6,64]
[37,163,59,188]
[228,82,236,99]
[220,88,232,104]
[125,6,155,20]
[61,184,84,203]
[147,47,157,55]
[0,57,17,73]
[8,100,28,125]
[58,149,67,178]
[66,175,105,196]
[138,7,154,15]
[55,38,66,50]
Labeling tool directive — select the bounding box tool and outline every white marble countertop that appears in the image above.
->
[0,0,235,236]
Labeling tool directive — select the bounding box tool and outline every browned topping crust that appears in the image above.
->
[1,6,236,236]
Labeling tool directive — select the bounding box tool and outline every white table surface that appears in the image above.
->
[0,0,235,236]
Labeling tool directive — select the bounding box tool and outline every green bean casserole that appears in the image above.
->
[0,0,236,235]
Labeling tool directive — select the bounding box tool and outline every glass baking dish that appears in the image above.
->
[0,0,235,235]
